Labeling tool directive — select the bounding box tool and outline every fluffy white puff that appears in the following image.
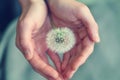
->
[46,27,76,54]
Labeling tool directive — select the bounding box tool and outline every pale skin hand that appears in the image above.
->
[16,0,63,80]
[48,0,100,79]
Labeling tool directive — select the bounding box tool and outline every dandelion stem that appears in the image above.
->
[49,15,56,29]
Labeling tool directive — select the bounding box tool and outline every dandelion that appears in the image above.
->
[46,27,76,54]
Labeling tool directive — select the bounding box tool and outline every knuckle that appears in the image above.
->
[33,62,47,73]
[70,65,77,71]
[79,3,89,11]
[81,59,86,65]
[18,20,28,27]
[85,46,94,56]
[18,18,32,28]
[76,3,89,16]
[87,43,94,53]
[94,22,99,31]
[90,46,94,53]
[15,41,20,49]
[19,39,28,51]
[79,54,87,65]
[16,38,32,60]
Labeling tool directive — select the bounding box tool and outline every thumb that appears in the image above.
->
[77,4,100,42]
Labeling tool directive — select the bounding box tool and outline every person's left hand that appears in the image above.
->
[48,0,100,79]
[16,0,63,80]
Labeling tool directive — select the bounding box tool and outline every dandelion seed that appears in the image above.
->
[46,27,76,54]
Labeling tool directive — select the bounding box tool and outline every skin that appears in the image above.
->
[16,0,100,80]
[16,0,63,80]
[48,0,100,79]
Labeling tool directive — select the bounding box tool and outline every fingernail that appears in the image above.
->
[96,34,100,43]
[24,49,30,54]
[24,49,33,60]
[93,30,100,43]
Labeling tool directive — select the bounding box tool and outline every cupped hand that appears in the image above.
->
[16,0,63,80]
[48,0,100,79]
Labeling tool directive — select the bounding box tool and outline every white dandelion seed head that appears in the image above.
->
[46,27,76,54]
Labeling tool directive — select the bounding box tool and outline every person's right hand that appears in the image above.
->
[48,0,100,79]
[16,0,63,80]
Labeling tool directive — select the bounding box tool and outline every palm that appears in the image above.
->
[50,0,81,28]
[32,17,52,63]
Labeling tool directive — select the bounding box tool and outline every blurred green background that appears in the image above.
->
[0,0,120,80]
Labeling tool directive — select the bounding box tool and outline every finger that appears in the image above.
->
[16,33,33,60]
[29,51,62,80]
[47,50,62,73]
[78,27,87,40]
[62,52,71,71]
[39,52,49,63]
[16,21,35,60]
[62,43,78,72]
[77,5,100,42]
[62,48,78,80]
[17,35,53,79]
[34,39,49,63]
[48,74,64,80]
[64,37,94,79]
[16,34,56,79]
[16,21,62,79]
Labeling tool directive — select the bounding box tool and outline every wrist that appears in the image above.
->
[19,0,44,8]
[19,0,44,3]
[47,0,61,10]
[19,0,45,12]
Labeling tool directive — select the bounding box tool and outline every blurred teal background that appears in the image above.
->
[0,0,120,80]
[0,0,21,41]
